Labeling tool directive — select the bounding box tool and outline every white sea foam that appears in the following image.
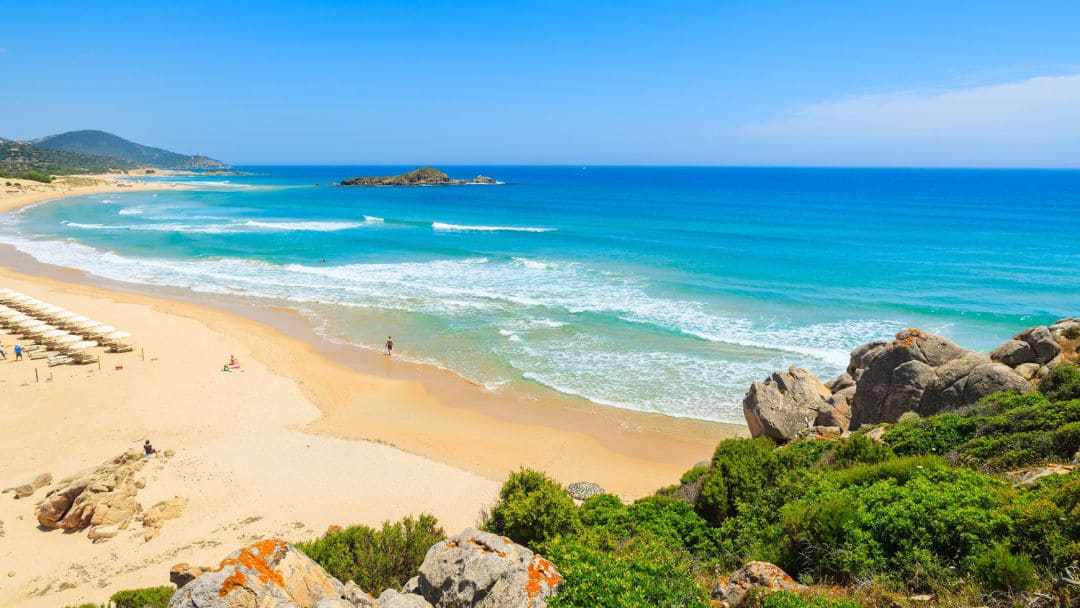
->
[242,220,367,232]
[432,222,554,233]
[0,233,905,423]
[363,215,384,224]
[117,208,144,215]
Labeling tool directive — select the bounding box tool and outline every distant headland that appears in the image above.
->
[338,167,498,187]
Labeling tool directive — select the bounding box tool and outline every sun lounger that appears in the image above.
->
[48,356,73,366]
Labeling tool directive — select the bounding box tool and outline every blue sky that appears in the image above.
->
[2,1,1079,166]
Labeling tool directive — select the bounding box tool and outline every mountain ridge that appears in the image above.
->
[33,130,227,170]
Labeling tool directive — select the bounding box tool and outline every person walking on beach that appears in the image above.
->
[0,342,6,360]
[386,336,393,356]
[13,344,21,361]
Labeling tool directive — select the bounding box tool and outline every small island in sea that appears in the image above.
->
[338,166,498,186]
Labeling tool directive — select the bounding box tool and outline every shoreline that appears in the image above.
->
[0,243,742,487]
[0,181,743,606]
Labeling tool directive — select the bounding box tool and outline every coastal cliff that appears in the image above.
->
[338,167,497,186]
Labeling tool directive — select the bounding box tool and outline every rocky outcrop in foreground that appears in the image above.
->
[712,561,804,607]
[35,449,182,542]
[742,318,1077,442]
[168,528,562,608]
[339,167,497,186]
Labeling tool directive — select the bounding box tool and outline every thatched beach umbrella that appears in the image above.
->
[67,340,99,350]
[55,334,81,345]
[106,330,132,341]
[89,325,117,337]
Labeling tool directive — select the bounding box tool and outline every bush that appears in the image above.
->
[779,459,1010,587]
[680,465,709,484]
[697,438,780,525]
[831,433,893,468]
[295,514,444,594]
[1042,363,1080,402]
[579,494,720,559]
[970,544,1036,591]
[897,411,920,424]
[888,413,978,458]
[540,532,710,608]
[108,586,175,608]
[18,171,52,183]
[744,590,861,608]
[1066,326,1080,340]
[483,468,580,548]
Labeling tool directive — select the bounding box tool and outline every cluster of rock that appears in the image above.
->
[339,167,498,187]
[33,449,184,542]
[566,481,605,501]
[711,562,804,607]
[167,528,563,608]
[743,318,1078,442]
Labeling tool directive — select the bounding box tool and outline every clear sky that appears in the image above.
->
[3,1,1079,166]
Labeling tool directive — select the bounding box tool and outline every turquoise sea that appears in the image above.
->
[2,167,1078,422]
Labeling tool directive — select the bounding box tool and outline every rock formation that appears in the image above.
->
[741,319,1080,438]
[418,528,562,608]
[711,561,804,607]
[166,529,562,608]
[168,539,344,608]
[848,329,1029,428]
[742,366,831,442]
[566,481,605,500]
[339,167,498,187]
[36,450,147,534]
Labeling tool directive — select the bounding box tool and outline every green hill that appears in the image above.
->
[34,130,227,170]
[0,138,141,181]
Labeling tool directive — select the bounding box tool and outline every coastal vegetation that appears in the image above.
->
[1,130,226,180]
[0,138,138,177]
[33,130,227,170]
[470,364,1080,607]
[294,514,445,594]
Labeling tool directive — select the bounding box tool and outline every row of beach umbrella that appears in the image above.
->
[0,288,134,357]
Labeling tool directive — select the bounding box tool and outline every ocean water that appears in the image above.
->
[2,167,1078,422]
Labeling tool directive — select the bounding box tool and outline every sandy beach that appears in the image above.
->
[0,181,744,606]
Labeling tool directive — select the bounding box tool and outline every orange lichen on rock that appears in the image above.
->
[525,555,563,601]
[214,539,287,597]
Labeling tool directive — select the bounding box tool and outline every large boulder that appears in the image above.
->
[711,561,804,607]
[168,539,344,608]
[992,326,1061,367]
[989,340,1036,367]
[417,528,562,608]
[36,450,146,534]
[742,366,831,442]
[850,329,1029,428]
[375,589,433,608]
[1049,318,1080,340]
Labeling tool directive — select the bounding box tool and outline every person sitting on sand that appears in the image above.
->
[229,355,239,367]
[144,439,158,458]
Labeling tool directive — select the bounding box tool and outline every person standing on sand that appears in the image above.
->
[0,342,5,360]
[386,336,393,356]
[13,344,21,361]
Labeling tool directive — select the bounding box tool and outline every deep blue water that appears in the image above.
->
[3,166,1078,421]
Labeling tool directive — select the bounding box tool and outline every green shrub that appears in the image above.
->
[970,544,1036,591]
[541,532,710,608]
[1065,326,1080,340]
[18,171,52,183]
[295,514,444,594]
[579,494,720,559]
[831,433,893,468]
[780,459,1009,587]
[1042,363,1080,402]
[680,465,709,484]
[697,438,780,525]
[483,468,580,548]
[744,590,861,608]
[897,411,920,424]
[888,413,978,457]
[108,586,175,608]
